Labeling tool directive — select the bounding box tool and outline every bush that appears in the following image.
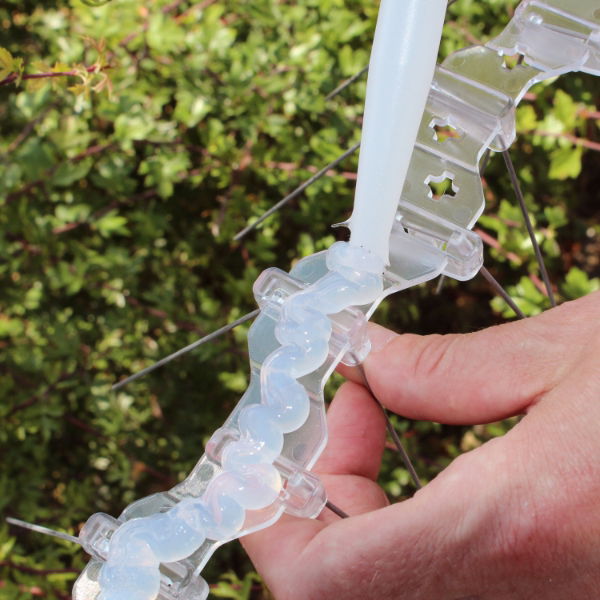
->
[1,1,598,598]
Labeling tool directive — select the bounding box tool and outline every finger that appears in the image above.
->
[244,434,501,600]
[340,295,599,424]
[242,381,388,578]
[315,381,389,523]
[315,381,387,481]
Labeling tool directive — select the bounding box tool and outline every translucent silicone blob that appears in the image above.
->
[144,512,206,564]
[98,563,161,600]
[96,242,384,600]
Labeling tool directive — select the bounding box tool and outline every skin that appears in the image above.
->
[242,290,600,599]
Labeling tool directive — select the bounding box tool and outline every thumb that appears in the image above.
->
[343,293,600,424]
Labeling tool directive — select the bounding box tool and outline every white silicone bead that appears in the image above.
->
[262,372,310,433]
[143,512,206,563]
[98,563,160,600]
[237,404,284,456]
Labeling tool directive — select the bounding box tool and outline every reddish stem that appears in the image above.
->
[0,561,79,576]
[0,65,102,87]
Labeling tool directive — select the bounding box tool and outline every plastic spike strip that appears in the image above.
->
[92,244,384,600]
[395,0,600,283]
[71,2,600,599]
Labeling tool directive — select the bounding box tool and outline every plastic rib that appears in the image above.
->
[351,355,422,491]
[111,309,260,391]
[480,266,526,319]
[234,142,360,241]
[502,150,556,307]
[480,148,492,175]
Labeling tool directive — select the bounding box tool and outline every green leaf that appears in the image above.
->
[562,267,600,300]
[0,535,16,561]
[95,210,129,237]
[0,317,24,337]
[516,104,537,132]
[553,89,578,131]
[0,46,14,80]
[52,158,93,187]
[218,371,247,394]
[174,91,210,127]
[548,145,583,180]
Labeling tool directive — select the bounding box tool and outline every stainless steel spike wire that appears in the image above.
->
[325,501,350,519]
[118,9,530,393]
[480,267,526,319]
[233,142,360,241]
[130,12,525,389]
[350,353,422,491]
[502,149,557,307]
[112,309,260,391]
[6,508,351,540]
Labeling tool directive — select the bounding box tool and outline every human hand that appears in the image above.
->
[241,291,600,599]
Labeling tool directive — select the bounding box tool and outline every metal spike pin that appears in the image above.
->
[350,353,422,491]
[112,309,260,390]
[6,517,81,546]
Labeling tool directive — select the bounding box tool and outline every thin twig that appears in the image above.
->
[5,371,77,418]
[3,104,56,156]
[6,142,115,204]
[0,65,105,87]
[529,130,600,153]
[475,227,523,265]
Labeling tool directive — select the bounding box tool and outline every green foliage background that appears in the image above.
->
[0,1,598,598]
